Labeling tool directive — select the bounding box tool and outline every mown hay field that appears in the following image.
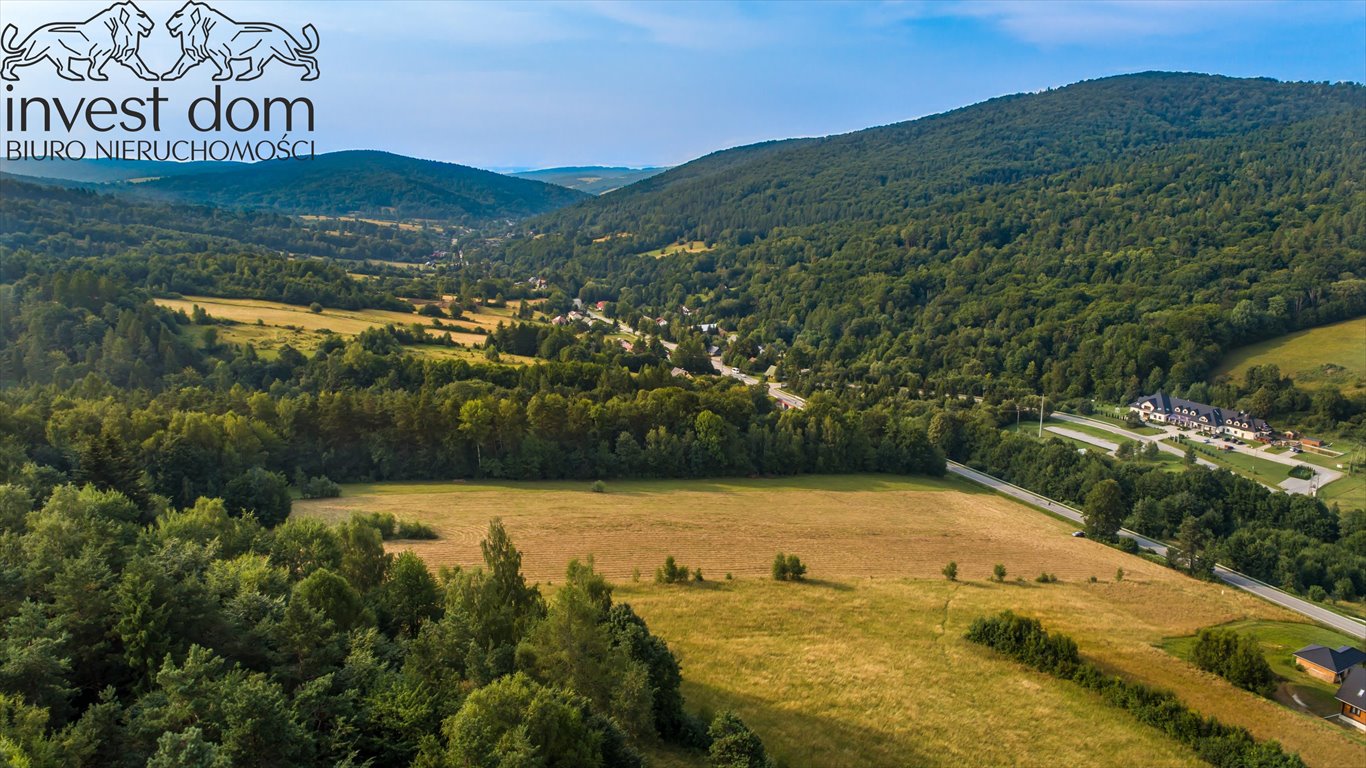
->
[293,475,1365,767]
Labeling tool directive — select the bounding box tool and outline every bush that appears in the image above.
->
[707,711,774,768]
[308,302,323,313]
[772,553,806,581]
[591,480,607,493]
[1034,572,1057,584]
[1307,584,1328,602]
[351,511,437,540]
[1287,465,1313,480]
[1113,537,1139,554]
[1191,628,1277,697]
[298,474,342,499]
[992,564,1006,582]
[1115,567,1125,582]
[655,556,690,584]
[396,520,437,540]
[942,561,958,581]
[418,303,446,318]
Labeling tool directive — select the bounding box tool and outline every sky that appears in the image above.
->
[2,0,1364,170]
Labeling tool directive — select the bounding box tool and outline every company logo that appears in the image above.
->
[1,2,159,81]
[1,1,320,82]
[162,2,319,82]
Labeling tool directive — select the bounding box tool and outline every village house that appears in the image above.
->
[1128,392,1273,442]
[1336,666,1366,731]
[1292,644,1366,684]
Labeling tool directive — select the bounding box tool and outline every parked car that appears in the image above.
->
[730,367,740,374]
[1072,530,1086,538]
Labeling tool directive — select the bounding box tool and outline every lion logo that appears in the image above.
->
[1,2,158,81]
[161,2,319,82]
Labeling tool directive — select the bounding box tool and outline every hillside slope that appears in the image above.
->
[136,150,590,222]
[503,73,1366,402]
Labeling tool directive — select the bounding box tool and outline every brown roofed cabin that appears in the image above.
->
[1292,643,1366,684]
[1336,667,1366,731]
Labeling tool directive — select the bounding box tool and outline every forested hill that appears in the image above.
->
[134,150,590,222]
[503,72,1366,402]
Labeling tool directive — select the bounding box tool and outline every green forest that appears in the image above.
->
[499,74,1366,404]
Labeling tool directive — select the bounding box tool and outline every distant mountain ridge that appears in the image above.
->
[118,150,592,223]
[511,166,669,195]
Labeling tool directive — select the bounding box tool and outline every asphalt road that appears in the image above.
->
[947,461,1366,640]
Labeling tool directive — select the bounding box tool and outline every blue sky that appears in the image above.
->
[4,1,1364,170]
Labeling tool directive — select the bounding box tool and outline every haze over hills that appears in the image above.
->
[502,72,1366,403]
[128,150,591,223]
[0,158,247,184]
[511,166,669,195]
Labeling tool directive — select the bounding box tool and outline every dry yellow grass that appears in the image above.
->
[154,295,534,360]
[293,476,1364,767]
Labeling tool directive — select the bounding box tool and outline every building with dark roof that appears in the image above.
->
[1292,643,1366,684]
[1128,391,1273,441]
[1335,666,1366,731]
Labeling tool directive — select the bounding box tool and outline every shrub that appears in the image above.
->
[942,561,958,581]
[591,480,607,493]
[991,564,1006,582]
[1191,628,1277,697]
[418,303,446,318]
[1307,585,1328,602]
[1113,537,1139,554]
[693,568,704,582]
[298,474,342,499]
[396,520,437,540]
[708,711,774,768]
[351,511,437,541]
[656,556,690,584]
[1034,572,1057,584]
[1287,465,1313,480]
[1115,567,1125,582]
[773,553,806,581]
[308,302,323,313]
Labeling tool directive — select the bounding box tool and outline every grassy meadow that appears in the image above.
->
[1163,620,1364,718]
[1214,317,1366,394]
[293,475,1365,767]
[155,295,534,362]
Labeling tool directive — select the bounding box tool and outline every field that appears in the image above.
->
[293,475,1364,767]
[1214,317,1366,394]
[640,241,713,258]
[155,295,533,362]
[1163,620,1363,718]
